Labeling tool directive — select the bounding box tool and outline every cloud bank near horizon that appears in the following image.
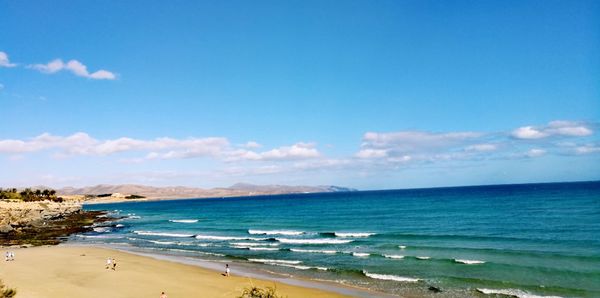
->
[1,120,597,163]
[0,120,598,188]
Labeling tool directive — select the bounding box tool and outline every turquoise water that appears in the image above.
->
[80,181,600,297]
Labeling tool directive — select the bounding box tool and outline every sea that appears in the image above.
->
[76,181,600,297]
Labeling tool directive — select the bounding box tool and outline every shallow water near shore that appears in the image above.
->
[78,181,600,297]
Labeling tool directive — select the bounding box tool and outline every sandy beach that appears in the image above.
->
[0,245,349,298]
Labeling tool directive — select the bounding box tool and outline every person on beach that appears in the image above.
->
[4,251,8,261]
[112,258,117,270]
[106,257,112,269]
[9,251,14,261]
[160,292,168,298]
[225,264,230,276]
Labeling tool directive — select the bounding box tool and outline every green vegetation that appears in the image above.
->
[239,285,285,298]
[125,194,145,199]
[0,188,63,202]
[0,279,16,298]
[96,193,112,197]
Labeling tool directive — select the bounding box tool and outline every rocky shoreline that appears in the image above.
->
[0,201,109,246]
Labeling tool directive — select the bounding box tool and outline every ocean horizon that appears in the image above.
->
[76,180,600,297]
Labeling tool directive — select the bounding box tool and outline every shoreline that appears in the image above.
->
[85,243,395,298]
[0,244,359,298]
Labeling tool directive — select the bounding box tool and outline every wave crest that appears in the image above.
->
[290,248,337,254]
[248,229,304,236]
[133,231,194,238]
[455,259,485,265]
[363,271,420,282]
[276,238,353,244]
[334,232,375,238]
[476,288,563,298]
[383,254,405,259]
[169,219,198,223]
[248,259,302,265]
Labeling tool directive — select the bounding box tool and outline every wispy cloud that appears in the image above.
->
[574,144,600,155]
[511,120,592,139]
[0,133,322,163]
[225,142,321,162]
[525,148,546,158]
[28,59,116,80]
[0,120,597,181]
[0,51,17,68]
[356,131,482,160]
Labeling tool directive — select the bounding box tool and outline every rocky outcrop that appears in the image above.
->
[0,201,81,233]
[0,201,107,246]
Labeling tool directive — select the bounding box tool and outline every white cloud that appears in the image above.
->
[511,126,548,139]
[225,142,321,162]
[244,141,262,149]
[261,142,320,160]
[0,133,321,163]
[526,148,546,158]
[356,130,483,163]
[361,131,481,153]
[465,143,497,152]
[355,149,388,159]
[28,59,116,80]
[0,132,229,159]
[511,121,592,139]
[574,144,600,155]
[0,52,17,67]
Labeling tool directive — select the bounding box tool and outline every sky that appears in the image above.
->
[1,0,599,190]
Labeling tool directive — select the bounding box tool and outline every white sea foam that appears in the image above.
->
[398,245,407,249]
[384,254,405,259]
[76,234,122,239]
[164,248,224,257]
[128,215,141,219]
[115,224,125,228]
[416,256,430,260]
[352,252,370,257]
[476,288,563,298]
[363,271,420,282]
[248,247,279,251]
[289,248,337,254]
[266,263,328,271]
[93,227,110,233]
[195,235,247,241]
[276,238,353,244]
[149,240,177,245]
[334,232,375,238]
[248,229,304,236]
[248,259,302,265]
[133,231,194,238]
[169,219,199,223]
[455,259,485,265]
[231,242,279,247]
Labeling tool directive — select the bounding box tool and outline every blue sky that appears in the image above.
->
[1,0,599,189]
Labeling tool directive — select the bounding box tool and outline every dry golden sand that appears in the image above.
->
[0,245,349,298]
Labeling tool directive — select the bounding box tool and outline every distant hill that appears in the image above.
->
[57,183,356,200]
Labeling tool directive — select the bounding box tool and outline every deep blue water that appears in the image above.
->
[80,181,600,297]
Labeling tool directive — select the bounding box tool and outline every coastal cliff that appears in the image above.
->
[0,201,106,246]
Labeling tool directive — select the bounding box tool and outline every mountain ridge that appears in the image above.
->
[57,183,357,200]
